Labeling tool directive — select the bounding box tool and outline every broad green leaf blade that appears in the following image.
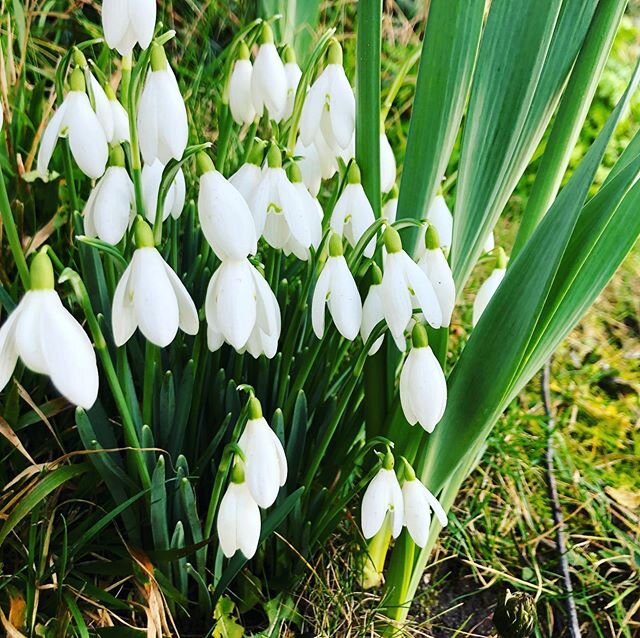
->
[513,0,627,255]
[451,0,563,289]
[419,61,640,494]
[356,0,382,217]
[517,142,640,388]
[396,0,484,253]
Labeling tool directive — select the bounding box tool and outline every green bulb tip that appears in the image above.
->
[69,67,86,92]
[328,233,344,257]
[248,396,263,420]
[134,217,155,248]
[196,151,215,176]
[347,162,361,185]
[266,144,282,168]
[259,23,274,44]
[425,224,440,250]
[150,42,168,71]
[30,250,55,290]
[327,38,343,65]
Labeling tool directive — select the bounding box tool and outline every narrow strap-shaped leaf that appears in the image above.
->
[451,0,563,289]
[396,0,485,252]
[0,464,89,545]
[420,60,640,493]
[513,0,627,255]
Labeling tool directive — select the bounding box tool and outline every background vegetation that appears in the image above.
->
[0,1,638,636]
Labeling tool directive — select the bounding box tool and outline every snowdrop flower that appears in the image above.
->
[382,185,399,224]
[360,264,385,356]
[37,67,108,179]
[472,248,508,327]
[197,152,257,260]
[205,260,280,356]
[300,39,355,151]
[217,462,261,559]
[137,43,188,164]
[379,226,442,351]
[0,251,98,409]
[112,218,199,347]
[423,195,453,254]
[330,162,376,258]
[483,230,495,254]
[399,323,447,433]
[282,46,302,121]
[251,24,287,122]
[380,131,396,194]
[285,163,322,259]
[417,225,455,327]
[104,83,130,144]
[89,73,114,143]
[293,135,336,197]
[312,234,362,341]
[250,145,311,256]
[141,160,186,224]
[229,141,266,202]
[238,396,287,508]
[401,461,447,548]
[228,41,256,126]
[102,0,156,57]
[361,450,404,540]
[84,145,135,245]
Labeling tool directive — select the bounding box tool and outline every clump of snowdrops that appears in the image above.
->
[1,0,639,632]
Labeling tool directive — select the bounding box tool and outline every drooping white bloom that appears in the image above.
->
[380,132,396,194]
[300,39,355,151]
[141,160,186,224]
[360,264,385,356]
[251,24,287,122]
[483,230,495,254]
[417,225,455,327]
[137,44,188,165]
[37,68,108,180]
[379,227,442,351]
[102,0,156,57]
[249,146,311,255]
[311,235,362,341]
[473,261,507,327]
[330,163,376,258]
[361,453,404,540]
[282,46,302,121]
[105,85,130,144]
[89,74,114,143]
[382,193,398,225]
[238,397,288,508]
[294,136,332,197]
[230,161,263,201]
[290,179,323,256]
[0,252,98,409]
[217,469,261,559]
[112,219,199,347]
[205,260,280,357]
[399,324,447,433]
[228,41,256,126]
[197,153,258,261]
[84,150,135,245]
[402,474,448,548]
[423,195,453,253]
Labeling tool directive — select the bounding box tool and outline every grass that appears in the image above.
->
[0,1,639,636]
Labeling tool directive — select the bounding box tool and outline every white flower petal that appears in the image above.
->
[299,72,327,146]
[229,163,262,203]
[0,306,21,391]
[229,59,256,125]
[361,468,391,539]
[111,262,137,346]
[131,248,180,347]
[311,263,331,339]
[473,268,505,327]
[161,261,199,336]
[92,166,134,245]
[14,292,48,374]
[425,195,453,251]
[361,284,385,355]
[380,254,412,351]
[402,253,443,329]
[251,43,287,121]
[40,293,99,409]
[129,0,156,50]
[402,480,431,548]
[419,249,455,327]
[380,132,396,194]
[327,65,355,149]
[327,256,361,341]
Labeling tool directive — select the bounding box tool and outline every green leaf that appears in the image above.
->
[419,59,640,494]
[396,0,485,252]
[0,464,89,545]
[451,0,563,289]
[513,0,627,254]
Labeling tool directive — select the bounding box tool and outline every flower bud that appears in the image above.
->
[493,590,537,638]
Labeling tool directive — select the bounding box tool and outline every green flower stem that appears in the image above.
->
[0,161,30,290]
[380,48,421,124]
[143,341,158,427]
[215,105,233,176]
[60,268,151,491]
